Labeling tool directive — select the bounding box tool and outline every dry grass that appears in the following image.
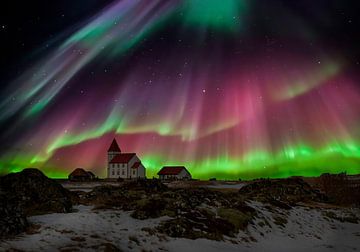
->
[25,224,41,235]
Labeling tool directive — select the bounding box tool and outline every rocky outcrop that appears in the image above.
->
[0,168,73,238]
[239,177,328,206]
[85,184,257,240]
[0,168,72,216]
[83,180,168,210]
[0,190,28,238]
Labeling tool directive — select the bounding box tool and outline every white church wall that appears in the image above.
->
[179,169,191,179]
[138,165,145,178]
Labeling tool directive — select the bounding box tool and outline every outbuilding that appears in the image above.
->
[68,168,96,181]
[157,166,192,180]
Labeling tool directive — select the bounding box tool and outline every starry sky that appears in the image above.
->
[0,0,359,179]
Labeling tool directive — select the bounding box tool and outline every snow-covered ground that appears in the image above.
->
[61,181,247,192]
[1,203,359,252]
[205,183,246,190]
[61,182,121,192]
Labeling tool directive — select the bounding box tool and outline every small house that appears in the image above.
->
[87,171,96,180]
[157,166,192,180]
[68,168,96,181]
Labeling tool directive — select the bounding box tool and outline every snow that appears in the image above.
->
[60,182,120,192]
[246,201,360,252]
[1,203,359,251]
[205,183,246,190]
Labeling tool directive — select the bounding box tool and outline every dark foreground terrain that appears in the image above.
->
[1,169,359,251]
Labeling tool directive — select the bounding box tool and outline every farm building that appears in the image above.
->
[68,168,96,181]
[157,166,192,180]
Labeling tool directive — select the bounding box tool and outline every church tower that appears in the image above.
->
[107,138,121,177]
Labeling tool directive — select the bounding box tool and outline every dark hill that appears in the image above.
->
[0,168,72,216]
[239,177,328,206]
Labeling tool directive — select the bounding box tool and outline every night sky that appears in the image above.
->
[0,0,359,179]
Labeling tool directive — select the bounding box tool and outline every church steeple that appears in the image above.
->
[107,138,121,178]
[108,138,121,153]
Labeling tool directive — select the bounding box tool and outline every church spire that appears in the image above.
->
[108,138,121,152]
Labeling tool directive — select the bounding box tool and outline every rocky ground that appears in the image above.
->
[0,169,360,251]
[0,169,72,238]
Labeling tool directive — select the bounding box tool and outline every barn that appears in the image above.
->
[157,166,192,180]
[68,168,96,181]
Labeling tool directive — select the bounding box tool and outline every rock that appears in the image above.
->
[0,192,28,238]
[0,190,28,238]
[90,243,123,252]
[84,184,257,240]
[84,180,168,210]
[131,198,166,220]
[122,179,168,192]
[239,178,327,205]
[84,185,131,209]
[0,168,72,215]
[217,208,253,231]
[157,214,236,240]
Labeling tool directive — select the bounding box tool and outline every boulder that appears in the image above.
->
[0,190,28,238]
[0,168,72,215]
[131,198,166,219]
[239,178,328,205]
[157,213,237,240]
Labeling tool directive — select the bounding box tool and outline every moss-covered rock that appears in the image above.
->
[239,178,328,205]
[217,208,253,231]
[0,168,72,216]
[131,198,166,220]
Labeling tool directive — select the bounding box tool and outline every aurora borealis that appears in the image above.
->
[0,0,359,179]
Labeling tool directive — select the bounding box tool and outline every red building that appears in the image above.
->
[157,166,192,180]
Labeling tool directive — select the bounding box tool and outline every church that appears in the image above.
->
[107,138,146,179]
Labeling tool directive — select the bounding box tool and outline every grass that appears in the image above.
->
[273,216,288,227]
[217,208,253,231]
[323,211,359,224]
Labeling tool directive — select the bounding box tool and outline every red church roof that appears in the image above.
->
[108,138,121,152]
[158,166,188,175]
[110,153,136,164]
[131,162,141,169]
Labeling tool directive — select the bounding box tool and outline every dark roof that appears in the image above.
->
[110,153,136,164]
[87,171,96,177]
[108,138,121,152]
[69,168,90,177]
[131,162,141,169]
[158,166,189,175]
